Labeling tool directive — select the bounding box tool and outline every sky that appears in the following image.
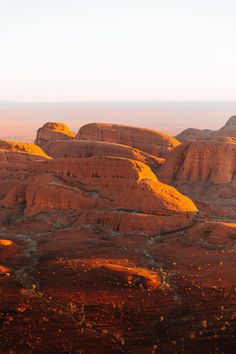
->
[1,0,236,102]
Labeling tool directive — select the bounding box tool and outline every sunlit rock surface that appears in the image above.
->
[48,139,164,171]
[76,122,180,158]
[35,122,75,153]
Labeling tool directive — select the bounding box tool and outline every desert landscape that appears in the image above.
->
[0,116,235,353]
[1,0,236,352]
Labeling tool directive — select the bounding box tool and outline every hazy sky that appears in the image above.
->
[1,0,236,101]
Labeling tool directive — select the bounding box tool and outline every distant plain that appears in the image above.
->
[1,101,236,141]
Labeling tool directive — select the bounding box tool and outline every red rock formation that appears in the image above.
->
[48,140,164,171]
[159,139,236,185]
[191,222,236,246]
[175,115,236,143]
[1,156,197,234]
[35,122,75,153]
[0,140,50,162]
[218,115,236,137]
[0,141,50,206]
[176,128,215,142]
[58,258,160,289]
[76,122,180,158]
[0,122,235,354]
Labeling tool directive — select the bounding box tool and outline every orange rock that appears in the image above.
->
[0,141,50,207]
[48,140,164,171]
[35,122,75,153]
[1,156,197,234]
[0,265,10,274]
[0,140,50,162]
[60,258,160,288]
[159,139,236,185]
[76,122,180,158]
[0,240,13,246]
[191,222,236,246]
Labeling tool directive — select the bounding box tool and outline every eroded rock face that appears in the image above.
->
[159,139,236,185]
[190,222,236,247]
[35,122,75,154]
[0,156,197,234]
[218,115,236,137]
[48,140,164,171]
[176,128,215,142]
[76,123,180,158]
[0,140,50,162]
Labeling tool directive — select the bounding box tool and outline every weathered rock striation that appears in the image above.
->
[158,138,236,219]
[159,139,236,185]
[35,122,75,153]
[76,122,180,158]
[48,140,164,171]
[0,156,197,234]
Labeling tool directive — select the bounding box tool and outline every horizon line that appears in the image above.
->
[2,99,236,104]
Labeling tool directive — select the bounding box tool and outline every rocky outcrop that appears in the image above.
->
[176,128,215,142]
[0,140,50,203]
[176,115,236,142]
[58,258,160,289]
[190,222,236,247]
[48,140,164,171]
[35,122,75,154]
[0,140,50,162]
[76,123,180,158]
[1,156,197,234]
[158,139,236,219]
[159,139,236,185]
[218,115,236,137]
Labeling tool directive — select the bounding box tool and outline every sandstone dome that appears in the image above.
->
[76,122,180,158]
[48,140,164,171]
[1,156,197,234]
[35,122,75,153]
[158,139,236,185]
[0,140,50,162]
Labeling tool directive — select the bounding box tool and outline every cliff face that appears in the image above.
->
[48,140,164,171]
[34,122,75,153]
[0,156,197,234]
[159,139,236,185]
[76,123,180,158]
